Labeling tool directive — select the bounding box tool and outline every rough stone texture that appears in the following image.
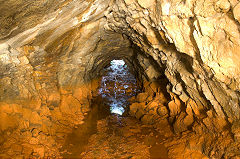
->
[0,0,141,157]
[106,0,240,122]
[107,0,240,128]
[233,2,240,23]
[105,0,240,157]
[0,0,240,158]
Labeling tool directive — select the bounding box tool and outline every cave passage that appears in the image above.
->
[1,0,240,158]
[99,59,139,115]
[61,59,169,158]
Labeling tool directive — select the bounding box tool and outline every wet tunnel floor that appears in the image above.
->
[61,60,169,159]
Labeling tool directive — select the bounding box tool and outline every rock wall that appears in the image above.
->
[0,0,136,157]
[106,0,240,135]
[104,0,240,158]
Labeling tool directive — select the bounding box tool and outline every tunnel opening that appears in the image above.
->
[59,38,176,158]
[98,59,140,116]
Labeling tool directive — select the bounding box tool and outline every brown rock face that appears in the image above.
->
[0,0,240,158]
[233,3,240,23]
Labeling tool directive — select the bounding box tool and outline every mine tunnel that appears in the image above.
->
[0,0,240,158]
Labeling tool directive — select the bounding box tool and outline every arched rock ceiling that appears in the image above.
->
[0,0,240,158]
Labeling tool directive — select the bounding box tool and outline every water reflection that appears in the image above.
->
[99,60,138,115]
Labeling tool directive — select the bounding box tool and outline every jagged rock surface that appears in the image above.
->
[0,0,240,158]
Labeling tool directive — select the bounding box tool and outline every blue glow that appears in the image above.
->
[99,59,138,115]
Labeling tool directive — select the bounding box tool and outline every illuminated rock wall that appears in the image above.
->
[0,0,240,158]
